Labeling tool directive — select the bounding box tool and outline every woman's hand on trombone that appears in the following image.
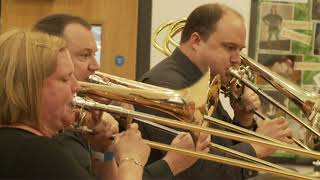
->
[114,123,151,167]
[113,123,150,180]
[80,110,120,153]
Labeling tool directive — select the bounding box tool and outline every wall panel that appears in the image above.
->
[1,0,138,79]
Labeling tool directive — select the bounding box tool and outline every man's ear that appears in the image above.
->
[190,32,202,51]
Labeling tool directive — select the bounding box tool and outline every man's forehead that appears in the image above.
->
[210,30,246,48]
[63,23,97,52]
[65,42,97,54]
[213,16,246,47]
[67,41,97,52]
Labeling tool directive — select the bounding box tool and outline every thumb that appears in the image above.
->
[129,123,139,131]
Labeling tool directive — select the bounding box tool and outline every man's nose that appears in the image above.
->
[230,51,241,65]
[89,57,100,71]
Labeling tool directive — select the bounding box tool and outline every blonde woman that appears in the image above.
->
[0,29,150,180]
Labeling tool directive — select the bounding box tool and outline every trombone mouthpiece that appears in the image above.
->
[72,96,95,108]
[89,74,109,85]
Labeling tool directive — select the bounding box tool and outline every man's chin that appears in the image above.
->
[224,73,233,84]
[221,77,230,87]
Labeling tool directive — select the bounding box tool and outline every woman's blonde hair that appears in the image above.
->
[0,29,66,126]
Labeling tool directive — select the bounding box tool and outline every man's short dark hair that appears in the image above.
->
[33,14,91,36]
[180,3,243,43]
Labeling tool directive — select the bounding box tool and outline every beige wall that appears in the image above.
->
[1,0,139,80]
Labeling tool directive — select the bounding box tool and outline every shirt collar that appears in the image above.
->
[171,48,203,83]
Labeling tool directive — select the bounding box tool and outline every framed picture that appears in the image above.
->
[258,2,294,52]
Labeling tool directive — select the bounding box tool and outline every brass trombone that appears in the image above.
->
[72,95,320,180]
[89,71,298,148]
[76,78,320,159]
[83,70,213,128]
[76,72,320,178]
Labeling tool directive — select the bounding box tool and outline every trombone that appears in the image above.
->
[75,78,320,159]
[89,71,300,148]
[152,18,320,150]
[75,73,320,179]
[72,95,320,180]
